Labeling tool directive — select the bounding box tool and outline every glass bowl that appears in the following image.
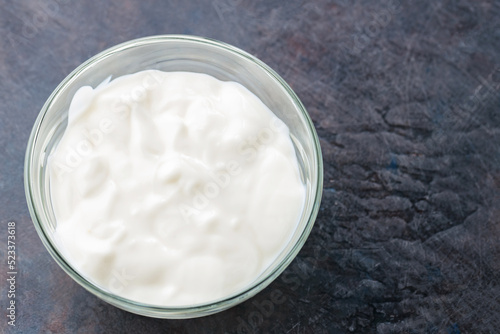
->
[24,35,323,318]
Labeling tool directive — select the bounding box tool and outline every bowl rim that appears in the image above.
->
[24,34,323,318]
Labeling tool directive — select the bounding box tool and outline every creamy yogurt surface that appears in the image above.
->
[48,70,305,306]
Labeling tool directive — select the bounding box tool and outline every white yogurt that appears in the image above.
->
[48,70,305,306]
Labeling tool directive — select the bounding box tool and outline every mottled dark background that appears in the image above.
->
[1,0,500,333]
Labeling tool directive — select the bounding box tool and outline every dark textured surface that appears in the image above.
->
[1,0,500,333]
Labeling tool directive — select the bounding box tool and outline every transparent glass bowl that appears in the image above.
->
[24,35,323,318]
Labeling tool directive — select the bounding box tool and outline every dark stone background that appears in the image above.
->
[1,0,500,333]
